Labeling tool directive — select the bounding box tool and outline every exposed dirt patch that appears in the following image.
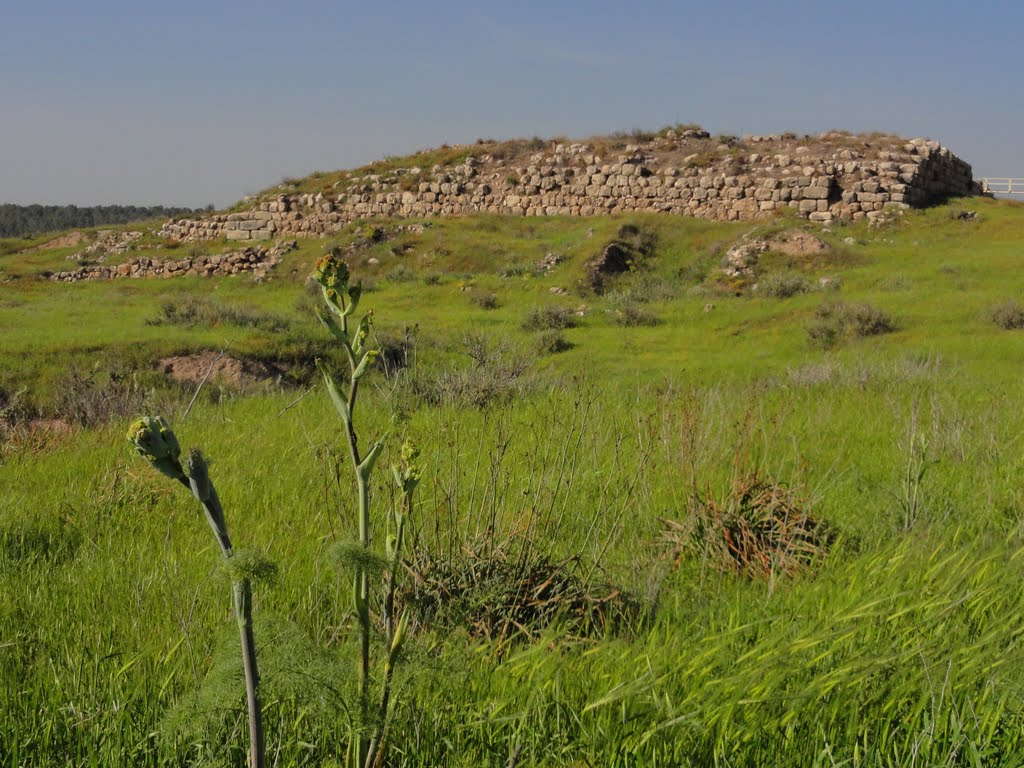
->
[23,231,90,252]
[764,230,830,257]
[157,352,288,388]
[721,229,833,284]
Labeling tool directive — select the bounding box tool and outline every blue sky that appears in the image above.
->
[2,0,1021,206]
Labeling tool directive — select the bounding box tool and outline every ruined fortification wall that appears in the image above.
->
[49,243,295,282]
[160,132,978,242]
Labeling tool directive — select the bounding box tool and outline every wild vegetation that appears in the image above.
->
[2,193,1024,766]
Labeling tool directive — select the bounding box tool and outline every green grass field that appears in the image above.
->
[3,196,1024,766]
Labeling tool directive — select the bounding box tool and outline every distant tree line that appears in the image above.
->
[0,203,212,238]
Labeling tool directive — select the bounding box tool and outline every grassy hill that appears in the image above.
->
[3,190,1024,765]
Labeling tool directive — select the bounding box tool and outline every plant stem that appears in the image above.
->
[234,578,265,768]
[192,480,265,768]
[343,350,371,768]
[356,472,371,696]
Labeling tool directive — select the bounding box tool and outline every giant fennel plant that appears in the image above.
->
[314,249,420,768]
[127,416,268,768]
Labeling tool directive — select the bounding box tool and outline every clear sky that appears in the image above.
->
[2,0,1021,207]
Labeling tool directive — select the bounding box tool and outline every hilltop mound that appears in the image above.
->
[160,127,979,242]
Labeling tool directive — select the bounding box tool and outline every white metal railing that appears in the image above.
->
[981,178,1024,195]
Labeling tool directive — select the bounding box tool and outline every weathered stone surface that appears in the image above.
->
[156,131,980,242]
[49,242,298,283]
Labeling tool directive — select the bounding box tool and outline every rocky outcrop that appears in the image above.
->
[49,242,297,282]
[159,131,980,242]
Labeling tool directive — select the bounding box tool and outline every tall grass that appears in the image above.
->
[4,198,1024,764]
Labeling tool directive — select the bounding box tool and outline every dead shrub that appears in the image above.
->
[403,539,642,647]
[409,333,534,408]
[662,474,834,580]
[52,366,148,428]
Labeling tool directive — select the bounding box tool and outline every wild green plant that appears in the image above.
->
[989,299,1024,329]
[127,415,267,768]
[521,305,576,331]
[313,250,420,768]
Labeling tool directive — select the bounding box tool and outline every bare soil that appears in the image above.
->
[157,351,287,388]
[22,231,90,252]
[764,230,830,257]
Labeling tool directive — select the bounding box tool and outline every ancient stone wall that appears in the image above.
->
[159,132,979,242]
[49,243,295,282]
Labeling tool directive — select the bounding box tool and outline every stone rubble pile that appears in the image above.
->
[158,131,980,243]
[50,242,297,283]
[66,230,144,262]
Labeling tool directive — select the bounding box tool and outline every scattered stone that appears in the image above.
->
[540,252,564,271]
[721,238,767,280]
[66,230,143,262]
[49,241,296,283]
[949,209,977,221]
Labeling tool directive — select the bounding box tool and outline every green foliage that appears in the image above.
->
[386,263,417,283]
[147,296,291,333]
[421,270,443,286]
[127,418,267,768]
[7,198,1024,764]
[471,291,499,310]
[331,541,389,579]
[220,548,279,585]
[806,300,896,349]
[534,330,572,354]
[522,305,577,331]
[989,299,1024,329]
[758,271,812,298]
[314,249,420,767]
[611,303,660,327]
